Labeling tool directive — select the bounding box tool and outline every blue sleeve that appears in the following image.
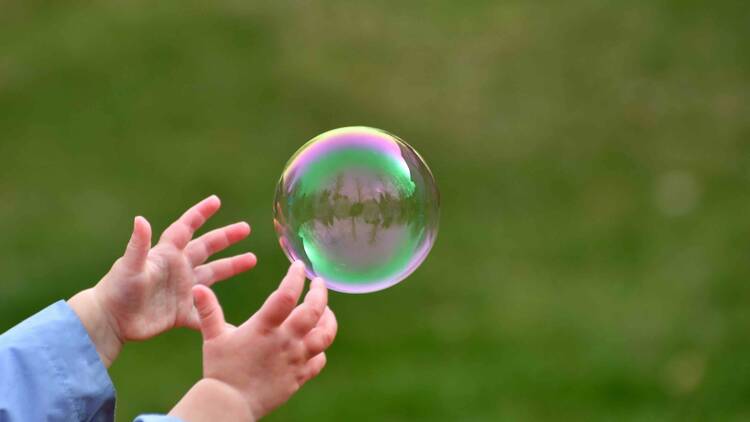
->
[0,300,116,421]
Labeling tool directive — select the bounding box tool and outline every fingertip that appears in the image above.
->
[276,260,307,301]
[314,278,328,303]
[124,216,151,268]
[321,306,337,331]
[196,195,221,217]
[327,307,338,331]
[232,222,252,240]
[310,278,328,303]
[312,277,325,289]
[192,284,209,304]
[193,285,220,315]
[134,216,151,234]
[194,283,218,301]
[239,252,258,270]
[192,285,225,340]
[307,352,327,380]
[291,260,306,274]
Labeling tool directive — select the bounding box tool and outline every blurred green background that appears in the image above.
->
[1,0,749,420]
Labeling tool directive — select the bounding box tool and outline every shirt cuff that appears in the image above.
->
[0,300,116,420]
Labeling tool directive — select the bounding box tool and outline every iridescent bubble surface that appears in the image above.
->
[273,126,440,294]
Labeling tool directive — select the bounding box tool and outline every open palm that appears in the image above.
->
[93,196,257,342]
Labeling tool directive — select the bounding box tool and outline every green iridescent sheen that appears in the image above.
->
[274,127,439,294]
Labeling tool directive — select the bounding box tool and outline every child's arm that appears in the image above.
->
[0,301,117,420]
[0,196,256,421]
[169,261,338,422]
[69,195,256,367]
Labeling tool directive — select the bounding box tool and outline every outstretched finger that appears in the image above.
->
[192,285,226,341]
[250,261,306,329]
[121,216,152,271]
[194,253,257,286]
[304,307,337,358]
[159,195,221,249]
[185,222,251,267]
[283,277,328,337]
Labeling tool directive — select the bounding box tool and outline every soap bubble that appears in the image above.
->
[273,126,440,294]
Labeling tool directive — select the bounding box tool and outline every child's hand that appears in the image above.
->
[169,261,338,421]
[69,195,257,367]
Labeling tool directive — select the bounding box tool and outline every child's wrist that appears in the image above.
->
[169,378,255,422]
[68,288,123,368]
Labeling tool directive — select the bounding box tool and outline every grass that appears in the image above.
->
[0,0,749,420]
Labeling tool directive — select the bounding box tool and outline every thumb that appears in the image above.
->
[122,216,151,270]
[192,285,226,341]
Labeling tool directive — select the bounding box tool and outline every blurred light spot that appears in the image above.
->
[654,170,700,216]
[662,351,706,396]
